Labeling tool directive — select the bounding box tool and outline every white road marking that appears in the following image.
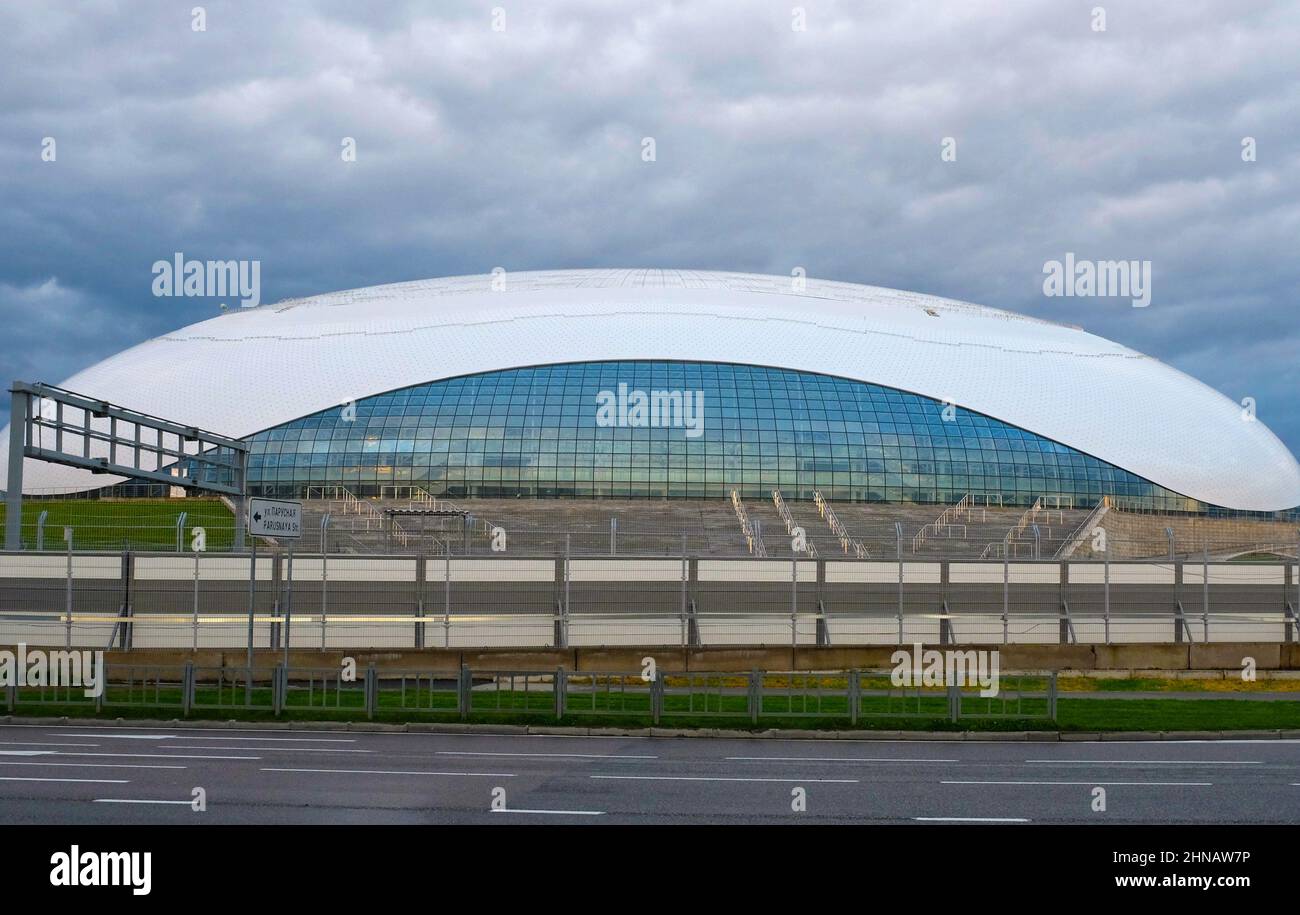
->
[52,752,260,761]
[0,762,185,770]
[727,756,958,763]
[590,774,858,783]
[914,816,1030,823]
[490,808,604,816]
[161,745,372,753]
[54,734,173,740]
[942,780,1212,787]
[59,738,356,743]
[436,751,656,760]
[0,776,129,784]
[147,735,355,743]
[1026,759,1260,766]
[92,799,194,805]
[261,767,516,777]
[0,751,55,757]
[0,741,100,747]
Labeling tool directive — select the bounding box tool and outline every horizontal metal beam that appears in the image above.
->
[12,381,247,452]
[21,447,244,496]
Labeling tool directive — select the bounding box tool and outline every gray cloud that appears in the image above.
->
[0,0,1297,457]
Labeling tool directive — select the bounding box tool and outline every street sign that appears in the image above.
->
[247,498,302,539]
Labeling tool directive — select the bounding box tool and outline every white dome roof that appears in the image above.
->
[6,268,1299,511]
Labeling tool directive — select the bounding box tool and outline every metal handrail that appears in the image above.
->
[730,489,767,558]
[913,493,972,552]
[772,489,817,557]
[813,490,869,558]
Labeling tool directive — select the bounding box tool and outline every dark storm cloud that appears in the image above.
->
[0,0,1297,454]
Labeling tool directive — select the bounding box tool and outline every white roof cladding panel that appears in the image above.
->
[5,269,1299,511]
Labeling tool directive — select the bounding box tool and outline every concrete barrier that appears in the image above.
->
[31,641,1300,674]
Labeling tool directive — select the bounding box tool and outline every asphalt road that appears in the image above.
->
[0,722,1297,825]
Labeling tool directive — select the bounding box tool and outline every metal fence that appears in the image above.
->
[0,550,1296,650]
[3,661,1057,725]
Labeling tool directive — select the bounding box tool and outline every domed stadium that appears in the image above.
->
[4,269,1299,559]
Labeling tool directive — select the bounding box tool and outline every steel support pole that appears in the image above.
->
[245,540,257,703]
[5,387,26,551]
[233,452,248,552]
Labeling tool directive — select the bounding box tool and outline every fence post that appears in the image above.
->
[458,664,470,720]
[64,527,73,649]
[192,549,200,651]
[121,550,135,650]
[1002,554,1009,644]
[365,663,377,720]
[245,539,258,706]
[554,667,566,720]
[947,680,960,723]
[444,550,451,649]
[1048,673,1058,720]
[1103,556,1111,645]
[651,670,663,725]
[1202,547,1210,642]
[939,561,950,645]
[414,553,425,650]
[895,522,904,644]
[182,660,194,717]
[790,556,798,650]
[1059,561,1070,645]
[273,663,284,716]
[281,545,294,663]
[848,669,859,725]
[679,535,688,648]
[321,537,329,651]
[562,535,571,648]
[6,681,14,713]
[748,669,760,724]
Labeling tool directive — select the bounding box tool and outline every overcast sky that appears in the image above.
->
[1,0,1297,456]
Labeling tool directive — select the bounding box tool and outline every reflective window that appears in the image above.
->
[243,361,1204,511]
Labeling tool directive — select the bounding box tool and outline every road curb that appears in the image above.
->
[3,715,1299,742]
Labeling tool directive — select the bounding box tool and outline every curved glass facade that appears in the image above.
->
[244,361,1199,510]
